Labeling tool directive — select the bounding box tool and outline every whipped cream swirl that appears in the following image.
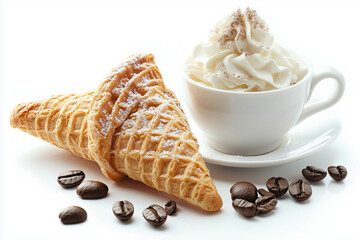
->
[185,8,307,91]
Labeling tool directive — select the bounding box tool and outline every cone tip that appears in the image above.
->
[202,192,223,212]
[9,103,23,128]
[9,102,41,129]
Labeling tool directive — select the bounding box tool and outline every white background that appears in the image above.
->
[1,0,360,239]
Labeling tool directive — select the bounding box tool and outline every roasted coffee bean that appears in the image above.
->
[57,170,85,188]
[289,179,312,202]
[302,166,327,181]
[59,206,87,224]
[328,165,347,181]
[258,188,275,197]
[76,180,108,199]
[255,195,277,214]
[143,204,167,226]
[266,177,289,197]
[232,198,257,218]
[165,200,177,215]
[112,200,134,221]
[230,182,257,202]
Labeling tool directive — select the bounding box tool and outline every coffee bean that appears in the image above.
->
[76,180,108,199]
[57,170,85,188]
[59,206,87,224]
[302,166,327,181]
[165,200,177,215]
[232,198,257,218]
[112,200,134,221]
[289,179,312,202]
[143,204,167,226]
[328,165,347,181]
[266,177,289,197]
[255,195,277,214]
[258,188,275,197]
[230,182,257,202]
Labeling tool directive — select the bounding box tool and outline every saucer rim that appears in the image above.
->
[198,117,342,168]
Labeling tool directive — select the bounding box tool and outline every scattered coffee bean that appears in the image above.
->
[57,170,85,188]
[266,177,289,197]
[112,200,134,221]
[59,206,87,224]
[302,166,327,181]
[232,198,257,218]
[289,179,312,202]
[229,164,348,219]
[258,188,275,197]
[328,165,347,181]
[165,200,177,215]
[76,180,108,199]
[255,195,277,214]
[230,182,257,202]
[143,204,167,226]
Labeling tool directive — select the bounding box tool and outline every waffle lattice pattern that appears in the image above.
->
[12,92,96,161]
[10,53,223,211]
[111,87,215,203]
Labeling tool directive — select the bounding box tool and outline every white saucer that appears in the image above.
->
[188,113,341,168]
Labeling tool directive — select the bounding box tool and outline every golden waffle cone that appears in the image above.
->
[10,53,223,211]
[10,92,96,161]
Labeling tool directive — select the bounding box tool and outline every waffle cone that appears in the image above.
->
[10,53,223,211]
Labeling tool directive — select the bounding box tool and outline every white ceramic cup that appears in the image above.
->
[184,53,345,156]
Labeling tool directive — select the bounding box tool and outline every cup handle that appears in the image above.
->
[296,67,345,124]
